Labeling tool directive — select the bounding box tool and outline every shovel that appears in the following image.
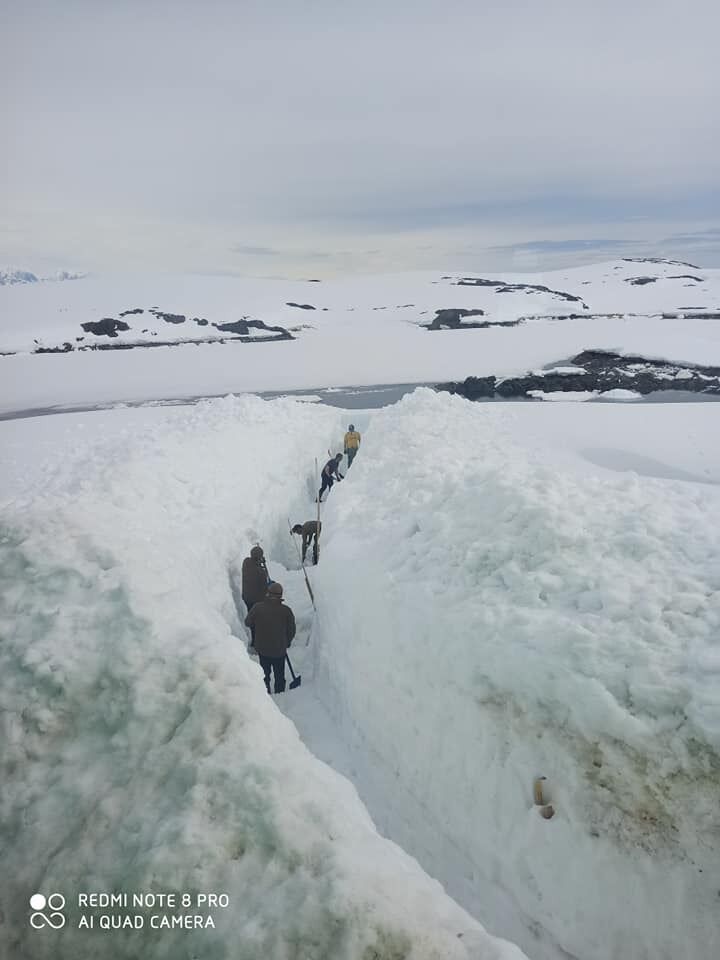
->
[286,654,302,690]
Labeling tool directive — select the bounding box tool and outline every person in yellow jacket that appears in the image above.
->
[344,424,361,467]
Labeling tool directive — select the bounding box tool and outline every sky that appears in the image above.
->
[1,0,719,277]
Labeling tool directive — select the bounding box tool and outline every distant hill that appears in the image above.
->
[0,268,86,286]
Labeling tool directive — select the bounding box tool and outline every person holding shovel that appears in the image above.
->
[291,520,322,564]
[244,582,296,694]
[318,454,343,502]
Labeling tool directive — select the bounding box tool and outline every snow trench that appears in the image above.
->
[0,395,526,960]
[301,390,720,960]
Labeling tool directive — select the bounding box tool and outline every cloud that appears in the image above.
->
[489,238,643,254]
[1,0,719,274]
[662,227,720,247]
[230,244,282,257]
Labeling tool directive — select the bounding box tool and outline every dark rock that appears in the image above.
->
[668,275,705,282]
[194,318,209,326]
[428,308,485,329]
[149,310,186,324]
[453,276,587,307]
[426,308,522,331]
[286,302,316,310]
[622,257,701,269]
[35,342,73,354]
[119,308,144,316]
[435,349,720,401]
[626,277,657,285]
[80,318,131,337]
[212,318,294,340]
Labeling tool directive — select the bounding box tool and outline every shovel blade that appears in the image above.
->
[289,675,301,689]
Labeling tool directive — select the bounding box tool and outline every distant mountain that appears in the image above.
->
[0,268,85,286]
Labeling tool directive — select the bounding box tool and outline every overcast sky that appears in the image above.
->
[2,0,719,276]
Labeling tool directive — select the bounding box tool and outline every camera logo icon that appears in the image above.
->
[29,893,66,929]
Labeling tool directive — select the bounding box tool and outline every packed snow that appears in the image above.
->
[1,258,720,413]
[300,391,720,960]
[0,397,526,960]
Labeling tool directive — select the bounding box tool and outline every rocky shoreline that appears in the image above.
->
[436,350,720,400]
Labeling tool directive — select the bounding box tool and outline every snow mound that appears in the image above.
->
[0,395,525,960]
[313,389,720,960]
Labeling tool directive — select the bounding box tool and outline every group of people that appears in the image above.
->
[318,424,361,503]
[242,546,296,694]
[240,424,362,694]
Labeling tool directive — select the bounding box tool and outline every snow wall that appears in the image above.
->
[0,395,526,960]
[312,389,720,960]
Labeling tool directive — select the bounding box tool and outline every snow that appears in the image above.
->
[0,267,85,285]
[1,259,720,413]
[529,389,642,402]
[597,388,642,400]
[306,389,720,960]
[0,396,526,960]
[2,256,720,959]
[528,390,599,401]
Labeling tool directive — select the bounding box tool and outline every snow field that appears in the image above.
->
[310,389,720,960]
[0,396,526,960]
[2,260,720,413]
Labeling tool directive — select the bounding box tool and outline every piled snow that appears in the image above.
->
[596,388,642,400]
[311,389,720,960]
[0,397,525,960]
[1,259,720,412]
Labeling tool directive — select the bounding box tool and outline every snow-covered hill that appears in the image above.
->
[0,258,719,412]
[0,267,86,286]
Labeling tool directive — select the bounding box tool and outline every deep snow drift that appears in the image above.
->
[0,397,525,960]
[1,258,719,413]
[306,390,720,960]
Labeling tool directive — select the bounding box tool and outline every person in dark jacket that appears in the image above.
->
[244,582,296,693]
[241,545,269,645]
[291,520,322,564]
[318,454,343,503]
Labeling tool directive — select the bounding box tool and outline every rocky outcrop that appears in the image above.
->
[622,257,700,269]
[149,309,186,324]
[443,276,589,309]
[286,302,316,310]
[80,318,131,337]
[212,318,293,340]
[436,351,720,400]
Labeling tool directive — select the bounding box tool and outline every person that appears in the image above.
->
[318,454,343,503]
[344,424,361,467]
[291,520,322,564]
[244,582,296,693]
[241,545,269,646]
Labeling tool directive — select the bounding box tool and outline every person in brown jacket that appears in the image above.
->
[244,582,296,693]
[242,545,270,646]
[291,520,322,564]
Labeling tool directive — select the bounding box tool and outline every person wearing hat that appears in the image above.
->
[291,520,322,564]
[244,582,296,693]
[318,454,344,503]
[242,545,270,646]
[344,424,361,468]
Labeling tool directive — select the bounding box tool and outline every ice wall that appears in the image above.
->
[0,396,525,960]
[312,389,720,960]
